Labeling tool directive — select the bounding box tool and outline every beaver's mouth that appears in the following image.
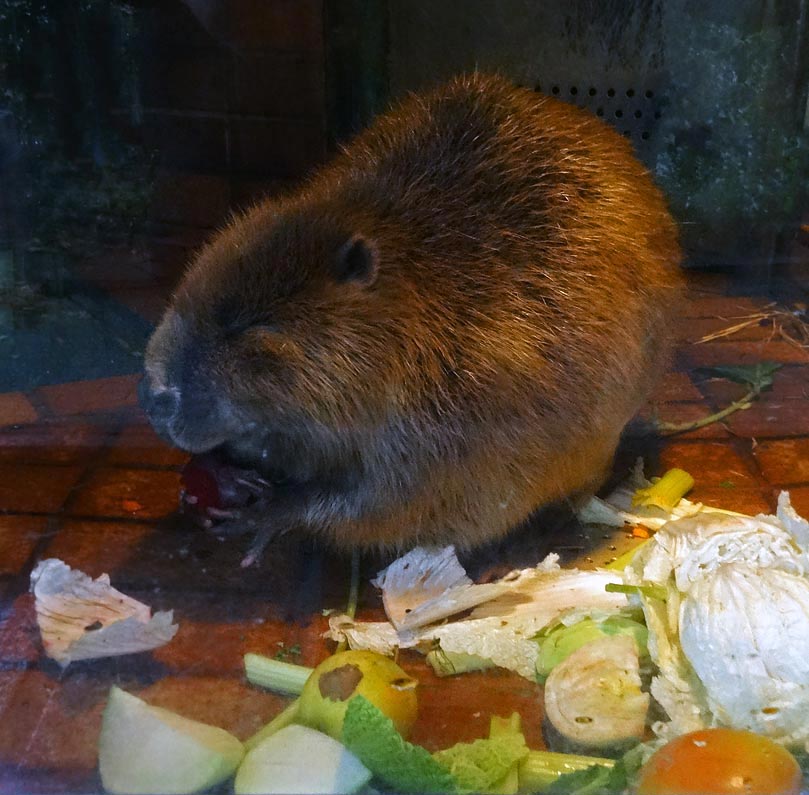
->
[179,442,298,525]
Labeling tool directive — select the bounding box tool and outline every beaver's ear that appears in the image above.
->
[333,235,379,288]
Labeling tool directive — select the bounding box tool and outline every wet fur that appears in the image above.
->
[144,73,684,553]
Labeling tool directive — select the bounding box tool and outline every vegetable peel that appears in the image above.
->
[30,558,177,666]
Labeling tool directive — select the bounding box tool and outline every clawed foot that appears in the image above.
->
[210,500,293,567]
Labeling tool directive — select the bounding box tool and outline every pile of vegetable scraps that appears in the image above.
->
[324,465,809,791]
[94,464,809,795]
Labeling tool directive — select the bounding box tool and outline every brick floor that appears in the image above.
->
[0,464,84,514]
[64,468,182,520]
[0,392,39,427]
[36,375,141,417]
[1,264,809,793]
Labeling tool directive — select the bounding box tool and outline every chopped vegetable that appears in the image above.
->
[487,714,523,795]
[98,686,244,795]
[518,750,615,793]
[372,545,511,632]
[234,724,371,795]
[341,695,457,794]
[244,653,312,695]
[625,495,809,746]
[535,615,648,682]
[635,728,802,795]
[298,650,418,740]
[426,649,496,677]
[30,559,178,666]
[632,469,695,511]
[432,714,528,793]
[329,557,628,680]
[543,635,649,750]
[577,460,703,530]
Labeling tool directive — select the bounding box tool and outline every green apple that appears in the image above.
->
[98,686,244,794]
[235,724,371,794]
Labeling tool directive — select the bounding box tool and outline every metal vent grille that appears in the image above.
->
[531,79,666,154]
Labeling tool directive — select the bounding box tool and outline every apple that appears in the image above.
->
[98,686,244,794]
[235,724,371,794]
[298,650,418,740]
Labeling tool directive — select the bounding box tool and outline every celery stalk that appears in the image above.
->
[632,468,694,510]
[518,750,614,792]
[488,714,523,795]
[244,653,313,695]
[605,582,668,601]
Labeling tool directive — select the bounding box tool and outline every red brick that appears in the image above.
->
[0,594,39,665]
[687,486,774,516]
[409,662,545,751]
[659,441,760,487]
[696,364,809,404]
[0,669,105,772]
[65,468,181,520]
[43,519,158,578]
[36,376,141,416]
[767,366,809,400]
[787,486,809,518]
[726,399,809,438]
[0,516,48,575]
[697,376,764,405]
[678,295,773,319]
[0,464,83,514]
[647,371,703,403]
[105,422,189,469]
[0,416,115,466]
[680,340,809,369]
[753,438,809,486]
[150,595,291,675]
[673,315,777,344]
[133,675,286,742]
[0,393,38,427]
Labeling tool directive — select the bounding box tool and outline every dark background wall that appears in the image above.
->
[1,0,807,280]
[133,0,328,231]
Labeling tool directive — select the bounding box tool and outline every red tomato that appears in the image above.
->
[635,728,802,795]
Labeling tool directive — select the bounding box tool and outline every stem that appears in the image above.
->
[244,699,301,751]
[605,582,668,601]
[655,386,759,436]
[336,548,361,653]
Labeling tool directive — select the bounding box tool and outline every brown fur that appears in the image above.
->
[142,73,684,553]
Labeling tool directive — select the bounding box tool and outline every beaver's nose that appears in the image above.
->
[138,377,180,433]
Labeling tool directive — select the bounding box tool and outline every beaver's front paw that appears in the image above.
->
[210,496,298,567]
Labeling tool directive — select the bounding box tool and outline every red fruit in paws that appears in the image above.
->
[180,452,269,524]
[180,455,225,514]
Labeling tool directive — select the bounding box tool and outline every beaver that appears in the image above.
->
[140,73,683,564]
